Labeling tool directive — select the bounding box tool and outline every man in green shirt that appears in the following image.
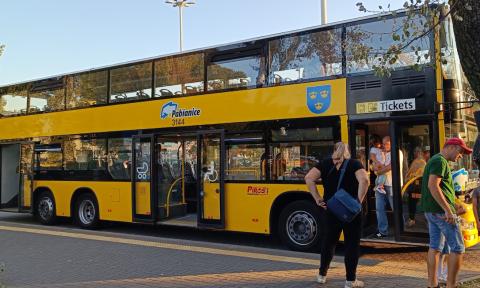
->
[421,137,472,288]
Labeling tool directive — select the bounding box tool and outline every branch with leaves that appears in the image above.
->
[353,0,472,77]
[354,0,480,99]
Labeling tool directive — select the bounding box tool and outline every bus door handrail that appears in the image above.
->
[166,177,183,217]
[401,175,422,197]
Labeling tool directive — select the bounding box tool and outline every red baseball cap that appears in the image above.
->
[444,137,472,154]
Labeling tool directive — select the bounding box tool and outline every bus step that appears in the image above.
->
[157,213,197,228]
[157,203,188,220]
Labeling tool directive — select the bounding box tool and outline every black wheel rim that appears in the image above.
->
[79,199,96,225]
[38,196,54,221]
[285,210,317,246]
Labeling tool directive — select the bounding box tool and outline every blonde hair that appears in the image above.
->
[332,142,351,160]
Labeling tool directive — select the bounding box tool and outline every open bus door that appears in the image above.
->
[0,142,33,213]
[350,124,369,169]
[19,143,34,212]
[155,135,193,220]
[394,121,433,242]
[350,119,433,243]
[350,123,370,224]
[197,130,225,229]
[132,135,156,223]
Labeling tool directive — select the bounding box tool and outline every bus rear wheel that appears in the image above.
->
[36,192,57,225]
[74,194,100,229]
[278,200,322,252]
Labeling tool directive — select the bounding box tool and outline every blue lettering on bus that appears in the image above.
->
[160,101,201,120]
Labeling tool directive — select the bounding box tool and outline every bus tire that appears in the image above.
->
[36,191,57,225]
[278,200,322,252]
[74,194,100,229]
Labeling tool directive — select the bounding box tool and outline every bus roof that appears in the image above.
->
[1,9,409,89]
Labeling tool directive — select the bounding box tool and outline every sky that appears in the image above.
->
[0,0,402,86]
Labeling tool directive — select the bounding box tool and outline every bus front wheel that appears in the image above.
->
[74,194,100,229]
[36,192,57,225]
[278,200,322,252]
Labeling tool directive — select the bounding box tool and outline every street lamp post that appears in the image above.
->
[165,0,195,52]
[321,0,327,24]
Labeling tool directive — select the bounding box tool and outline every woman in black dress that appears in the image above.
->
[305,142,369,288]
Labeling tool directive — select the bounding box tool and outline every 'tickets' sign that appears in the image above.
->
[356,98,416,114]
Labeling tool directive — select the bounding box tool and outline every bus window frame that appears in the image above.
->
[344,14,435,76]
[225,131,265,182]
[66,69,109,109]
[206,43,267,92]
[108,61,154,104]
[267,26,344,85]
[154,52,205,98]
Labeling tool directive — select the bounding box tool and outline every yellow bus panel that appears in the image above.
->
[0,79,346,141]
[224,183,323,234]
[23,178,31,208]
[33,181,133,222]
[135,182,151,216]
[203,182,221,220]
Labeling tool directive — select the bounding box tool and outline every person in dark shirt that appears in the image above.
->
[305,142,369,288]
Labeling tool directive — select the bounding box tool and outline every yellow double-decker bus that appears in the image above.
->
[0,7,478,251]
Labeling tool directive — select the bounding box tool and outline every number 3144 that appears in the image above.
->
[172,118,185,126]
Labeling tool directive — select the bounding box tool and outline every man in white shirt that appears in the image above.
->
[374,136,403,238]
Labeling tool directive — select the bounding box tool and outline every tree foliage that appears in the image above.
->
[356,0,479,97]
[450,0,480,99]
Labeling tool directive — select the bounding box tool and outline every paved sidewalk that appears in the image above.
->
[1,220,479,288]
[9,257,480,288]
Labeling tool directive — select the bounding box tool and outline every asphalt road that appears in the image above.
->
[1,211,478,288]
[0,212,318,287]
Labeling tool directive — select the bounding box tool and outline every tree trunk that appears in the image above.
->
[451,0,480,97]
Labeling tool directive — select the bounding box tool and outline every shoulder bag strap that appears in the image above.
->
[327,165,335,177]
[336,159,350,191]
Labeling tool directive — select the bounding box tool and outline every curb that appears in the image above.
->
[460,274,480,284]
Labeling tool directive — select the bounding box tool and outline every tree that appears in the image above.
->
[450,0,480,98]
[356,0,479,97]
[0,44,4,57]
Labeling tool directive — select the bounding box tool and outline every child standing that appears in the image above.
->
[369,135,386,194]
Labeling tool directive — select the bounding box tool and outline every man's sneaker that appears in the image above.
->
[374,187,386,194]
[438,272,447,284]
[316,274,327,284]
[374,232,386,239]
[438,276,447,284]
[345,279,364,288]
[406,219,416,228]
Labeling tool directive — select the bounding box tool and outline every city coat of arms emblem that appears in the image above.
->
[306,85,331,114]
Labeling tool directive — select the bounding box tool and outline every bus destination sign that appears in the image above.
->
[356,98,415,114]
[160,101,202,126]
